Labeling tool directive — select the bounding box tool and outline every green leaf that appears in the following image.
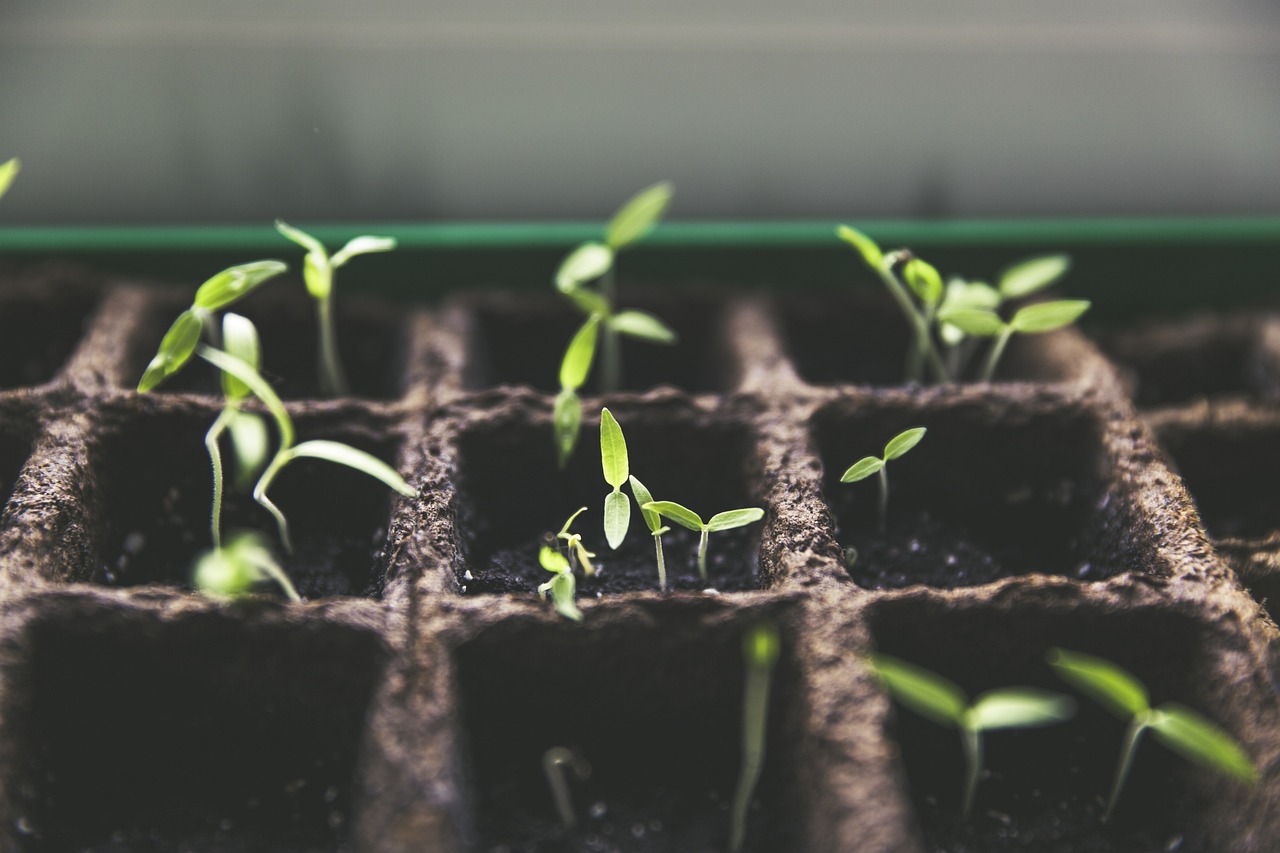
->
[840,456,884,483]
[196,345,295,449]
[274,219,326,256]
[194,260,289,310]
[138,309,204,391]
[331,235,396,268]
[904,258,943,305]
[936,307,1005,337]
[604,490,631,550]
[1148,704,1257,782]
[744,622,781,668]
[1009,300,1091,334]
[609,310,677,344]
[220,313,261,401]
[556,242,614,293]
[540,545,571,574]
[1047,648,1149,719]
[883,427,926,461]
[999,254,1071,300]
[599,408,629,489]
[227,411,270,488]
[706,507,765,532]
[629,475,661,533]
[606,181,673,249]
[554,388,582,468]
[0,157,19,200]
[285,440,415,497]
[867,654,966,727]
[560,315,601,391]
[967,688,1076,732]
[550,570,583,621]
[558,506,589,538]
[564,286,611,317]
[836,225,884,268]
[941,279,1001,312]
[642,501,704,532]
[302,250,333,300]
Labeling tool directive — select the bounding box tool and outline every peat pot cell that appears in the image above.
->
[1097,314,1275,408]
[868,597,1249,852]
[4,605,384,852]
[0,286,97,389]
[90,410,402,598]
[453,413,762,595]
[455,611,801,852]
[779,292,1075,388]
[814,399,1123,590]
[130,290,406,400]
[462,296,725,393]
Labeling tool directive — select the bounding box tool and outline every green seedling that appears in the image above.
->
[198,345,414,554]
[538,546,583,622]
[555,507,597,577]
[193,530,300,602]
[729,621,781,853]
[0,157,19,200]
[543,746,590,829]
[641,501,764,583]
[553,183,677,462]
[939,298,1090,383]
[599,408,632,550]
[275,220,396,397]
[554,314,601,467]
[869,653,1076,818]
[628,475,671,591]
[841,427,926,534]
[1048,648,1256,822]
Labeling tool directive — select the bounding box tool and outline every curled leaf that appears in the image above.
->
[904,258,943,305]
[540,545,572,574]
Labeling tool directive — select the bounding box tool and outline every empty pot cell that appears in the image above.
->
[779,291,1078,388]
[4,602,384,851]
[867,595,1254,852]
[454,606,802,852]
[89,406,404,598]
[129,289,407,400]
[1098,314,1275,408]
[813,397,1121,589]
[453,407,762,595]
[462,294,725,393]
[0,278,98,389]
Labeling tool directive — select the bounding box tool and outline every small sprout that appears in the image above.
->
[729,621,781,853]
[538,546,583,622]
[628,475,671,592]
[841,427,926,534]
[542,746,590,830]
[0,157,20,200]
[193,531,300,602]
[939,298,1090,382]
[554,314,601,468]
[1048,648,1256,822]
[641,501,764,583]
[275,220,396,397]
[869,653,1076,818]
[599,408,631,550]
[556,507,597,577]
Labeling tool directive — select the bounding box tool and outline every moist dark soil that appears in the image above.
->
[0,280,99,389]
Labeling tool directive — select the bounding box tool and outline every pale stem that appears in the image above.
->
[543,747,581,830]
[654,531,667,592]
[317,294,350,397]
[1104,716,1149,823]
[877,465,889,534]
[698,526,709,581]
[981,327,1015,383]
[258,559,302,602]
[205,408,235,549]
[961,724,983,819]
[729,649,775,852]
[875,263,950,384]
[253,454,294,554]
[600,267,622,393]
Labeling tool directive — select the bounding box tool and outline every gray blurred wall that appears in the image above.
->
[1,1,1278,223]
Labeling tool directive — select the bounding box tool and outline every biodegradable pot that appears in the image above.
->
[0,265,1277,853]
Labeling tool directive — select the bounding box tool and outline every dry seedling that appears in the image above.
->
[841,427,926,533]
[555,506,597,578]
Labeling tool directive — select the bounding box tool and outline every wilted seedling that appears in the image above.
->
[276,220,396,397]
[599,408,632,550]
[538,546,583,622]
[729,622,781,853]
[641,501,764,583]
[542,746,590,829]
[555,506,597,577]
[939,298,1091,383]
[554,314,600,467]
[193,530,300,602]
[0,157,19,201]
[628,475,671,591]
[841,427,926,534]
[1048,648,1256,822]
[869,653,1076,818]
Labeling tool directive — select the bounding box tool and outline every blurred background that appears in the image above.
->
[2,0,1278,225]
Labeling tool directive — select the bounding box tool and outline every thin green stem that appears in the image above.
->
[874,263,950,384]
[600,268,621,393]
[877,465,889,534]
[1104,717,1149,823]
[317,294,349,397]
[204,408,235,549]
[981,327,1014,383]
[961,724,983,819]
[698,526,709,581]
[253,453,294,554]
[729,649,774,853]
[654,532,667,592]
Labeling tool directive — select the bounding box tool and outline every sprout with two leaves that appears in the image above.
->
[555,506,597,578]
[628,475,671,592]
[939,297,1091,383]
[553,183,677,463]
[0,157,19,200]
[841,427,926,534]
[275,221,396,397]
[641,501,765,583]
[538,545,583,622]
[868,653,1077,818]
[1047,648,1256,822]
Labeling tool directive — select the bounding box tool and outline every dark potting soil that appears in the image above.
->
[0,291,98,389]
[1155,426,1280,541]
[463,524,760,597]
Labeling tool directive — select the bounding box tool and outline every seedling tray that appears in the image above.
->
[0,218,1279,853]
